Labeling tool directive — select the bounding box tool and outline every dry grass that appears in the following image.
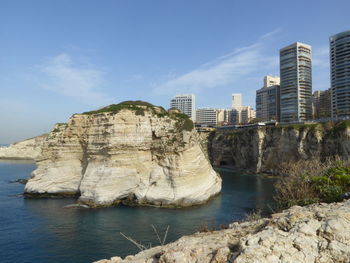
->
[197,221,230,233]
[246,210,262,221]
[120,225,169,251]
[274,157,350,210]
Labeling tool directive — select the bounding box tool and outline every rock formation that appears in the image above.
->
[6,121,350,176]
[24,101,222,207]
[0,134,47,160]
[207,123,350,173]
[94,200,350,263]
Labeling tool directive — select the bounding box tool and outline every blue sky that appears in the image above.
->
[0,0,349,143]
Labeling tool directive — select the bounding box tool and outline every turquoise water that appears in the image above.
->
[0,160,276,263]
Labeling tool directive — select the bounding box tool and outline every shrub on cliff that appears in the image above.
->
[81,100,194,131]
[172,112,194,132]
[82,100,165,115]
[274,158,350,209]
[275,120,350,133]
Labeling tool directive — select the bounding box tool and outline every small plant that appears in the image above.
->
[309,161,350,203]
[197,221,229,233]
[274,158,350,210]
[120,225,170,251]
[181,118,194,131]
[172,113,193,132]
[135,108,145,116]
[333,120,350,132]
[246,209,262,221]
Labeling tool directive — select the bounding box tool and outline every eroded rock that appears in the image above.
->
[24,103,222,207]
[95,200,350,263]
[207,124,350,173]
[0,134,47,160]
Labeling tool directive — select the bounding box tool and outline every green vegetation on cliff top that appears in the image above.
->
[277,120,350,131]
[82,100,163,115]
[81,100,194,131]
[275,159,350,210]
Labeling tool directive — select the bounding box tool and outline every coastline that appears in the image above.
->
[94,200,350,263]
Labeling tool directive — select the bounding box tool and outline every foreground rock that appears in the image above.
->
[0,134,47,160]
[208,122,350,173]
[25,101,221,207]
[95,200,350,263]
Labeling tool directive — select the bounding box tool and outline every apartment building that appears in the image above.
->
[196,108,225,126]
[230,106,256,125]
[313,89,331,119]
[330,30,350,118]
[170,94,196,121]
[256,75,281,122]
[280,42,312,122]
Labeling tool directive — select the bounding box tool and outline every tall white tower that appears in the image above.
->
[280,42,312,122]
[231,93,242,109]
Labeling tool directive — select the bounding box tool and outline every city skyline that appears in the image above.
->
[1,0,349,143]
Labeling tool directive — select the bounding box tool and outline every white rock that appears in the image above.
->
[92,201,350,263]
[25,107,222,207]
[0,134,47,160]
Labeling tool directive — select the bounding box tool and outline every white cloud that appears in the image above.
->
[153,30,280,95]
[41,53,111,106]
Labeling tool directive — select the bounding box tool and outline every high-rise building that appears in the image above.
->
[312,91,321,119]
[231,93,242,109]
[256,75,281,122]
[313,90,331,119]
[280,42,312,122]
[170,94,196,121]
[330,30,350,118]
[196,108,225,126]
[320,89,332,118]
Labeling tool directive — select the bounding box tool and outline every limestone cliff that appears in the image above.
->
[94,200,350,263]
[24,101,222,207]
[0,134,47,160]
[208,123,350,173]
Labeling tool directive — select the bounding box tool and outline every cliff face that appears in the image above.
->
[0,134,47,160]
[24,103,222,207]
[208,123,350,173]
[95,200,350,263]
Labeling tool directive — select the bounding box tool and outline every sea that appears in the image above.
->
[0,160,276,263]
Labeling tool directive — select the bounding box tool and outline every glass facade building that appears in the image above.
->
[330,30,350,118]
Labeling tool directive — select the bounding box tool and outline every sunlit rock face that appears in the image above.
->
[94,200,350,263]
[0,134,47,160]
[24,102,222,207]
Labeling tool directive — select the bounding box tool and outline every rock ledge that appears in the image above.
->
[95,200,350,263]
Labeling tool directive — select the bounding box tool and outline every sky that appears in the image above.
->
[0,0,349,144]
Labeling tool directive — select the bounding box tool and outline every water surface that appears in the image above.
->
[0,161,276,263]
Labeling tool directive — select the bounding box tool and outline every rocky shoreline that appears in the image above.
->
[94,200,350,263]
[3,122,350,176]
